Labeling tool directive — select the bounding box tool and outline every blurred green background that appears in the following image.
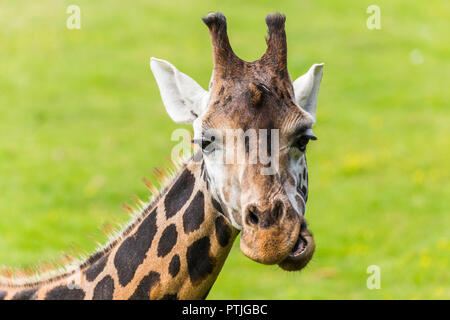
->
[0,0,448,299]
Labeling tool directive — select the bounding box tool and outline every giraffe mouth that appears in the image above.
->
[278,224,315,271]
[289,220,313,257]
[289,234,308,257]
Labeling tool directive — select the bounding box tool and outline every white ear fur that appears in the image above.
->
[293,63,324,121]
[150,57,209,124]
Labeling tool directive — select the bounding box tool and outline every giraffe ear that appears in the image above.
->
[293,63,324,122]
[150,57,210,124]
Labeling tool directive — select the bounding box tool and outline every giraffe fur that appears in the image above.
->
[0,159,238,299]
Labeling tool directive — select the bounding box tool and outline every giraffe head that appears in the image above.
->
[151,12,323,271]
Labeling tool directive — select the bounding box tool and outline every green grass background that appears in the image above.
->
[0,0,448,299]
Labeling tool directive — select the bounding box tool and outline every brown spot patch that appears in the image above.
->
[12,288,37,300]
[114,208,157,287]
[164,169,195,219]
[157,224,178,257]
[129,272,160,300]
[93,275,115,300]
[183,191,205,233]
[84,254,108,282]
[215,215,232,247]
[168,254,181,278]
[186,237,215,285]
[45,285,86,300]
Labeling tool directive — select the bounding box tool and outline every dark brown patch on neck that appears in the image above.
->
[114,208,157,287]
[45,285,86,300]
[168,254,181,278]
[186,236,215,286]
[93,275,115,300]
[84,254,109,282]
[164,169,195,219]
[12,288,37,300]
[183,191,205,233]
[128,272,160,300]
[214,216,232,247]
[157,224,178,257]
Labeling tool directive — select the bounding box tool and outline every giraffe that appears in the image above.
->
[0,11,324,300]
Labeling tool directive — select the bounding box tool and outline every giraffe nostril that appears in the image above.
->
[246,206,259,226]
[249,212,259,226]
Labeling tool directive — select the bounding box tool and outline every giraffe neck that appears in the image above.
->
[0,159,239,300]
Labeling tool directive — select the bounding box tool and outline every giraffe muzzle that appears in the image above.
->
[278,222,315,271]
[240,198,313,266]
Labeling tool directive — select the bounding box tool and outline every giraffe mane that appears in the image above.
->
[0,153,189,288]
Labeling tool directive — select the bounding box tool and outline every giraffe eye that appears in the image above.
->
[201,140,212,151]
[193,137,215,154]
[293,134,317,152]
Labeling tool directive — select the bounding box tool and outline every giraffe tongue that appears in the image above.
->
[290,235,306,256]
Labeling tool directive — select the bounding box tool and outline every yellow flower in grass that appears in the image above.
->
[419,253,431,268]
[436,238,449,250]
[434,286,444,297]
[412,169,425,184]
[342,152,374,175]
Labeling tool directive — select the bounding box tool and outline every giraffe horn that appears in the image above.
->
[202,11,240,80]
[262,12,288,76]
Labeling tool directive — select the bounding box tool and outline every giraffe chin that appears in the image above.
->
[278,230,315,271]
